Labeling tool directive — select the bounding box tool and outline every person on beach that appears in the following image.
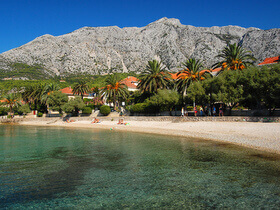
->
[181,107,184,117]
[184,108,188,116]
[118,119,124,124]
[208,107,212,116]
[200,107,203,116]
[92,118,100,123]
[219,105,224,117]
[213,106,216,117]
[117,118,128,125]
[194,106,197,117]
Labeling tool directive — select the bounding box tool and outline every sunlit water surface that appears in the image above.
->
[0,125,280,209]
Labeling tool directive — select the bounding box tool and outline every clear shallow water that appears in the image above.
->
[0,125,280,209]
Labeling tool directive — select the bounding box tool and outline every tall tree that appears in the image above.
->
[137,60,170,94]
[176,58,208,96]
[62,97,85,116]
[41,83,60,104]
[72,81,90,99]
[92,86,100,97]
[5,93,20,115]
[46,91,68,114]
[212,43,256,72]
[101,74,129,110]
[22,83,44,105]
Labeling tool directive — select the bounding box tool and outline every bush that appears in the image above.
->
[18,104,31,115]
[37,112,43,117]
[186,106,193,111]
[7,115,12,119]
[100,105,111,116]
[82,107,92,114]
[30,103,36,111]
[86,103,95,110]
[130,103,147,113]
[62,97,85,115]
[0,107,8,116]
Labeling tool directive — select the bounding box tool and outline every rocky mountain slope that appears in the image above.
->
[1,17,279,76]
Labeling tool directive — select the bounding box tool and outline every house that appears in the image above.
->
[59,87,91,99]
[120,76,139,91]
[258,56,280,66]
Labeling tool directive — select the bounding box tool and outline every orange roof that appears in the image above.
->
[60,86,89,96]
[258,56,279,66]
[120,76,139,89]
[170,68,221,79]
[60,87,73,95]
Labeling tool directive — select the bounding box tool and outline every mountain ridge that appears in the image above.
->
[1,17,279,77]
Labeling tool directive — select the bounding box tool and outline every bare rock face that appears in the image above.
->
[1,17,279,76]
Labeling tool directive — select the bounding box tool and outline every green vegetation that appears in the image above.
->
[101,74,129,110]
[137,60,170,94]
[212,43,256,72]
[82,106,92,114]
[62,97,85,116]
[46,91,68,114]
[176,58,209,95]
[0,106,9,116]
[18,104,31,115]
[0,63,53,80]
[72,81,90,99]
[0,43,279,117]
[100,105,111,116]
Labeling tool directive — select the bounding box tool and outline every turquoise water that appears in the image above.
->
[0,125,280,209]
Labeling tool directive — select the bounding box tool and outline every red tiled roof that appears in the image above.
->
[60,87,89,96]
[170,68,221,79]
[258,56,280,66]
[60,87,73,95]
[120,76,139,89]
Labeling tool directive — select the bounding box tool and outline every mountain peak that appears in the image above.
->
[151,17,182,26]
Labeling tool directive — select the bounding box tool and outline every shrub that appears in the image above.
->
[62,97,85,116]
[86,103,95,110]
[82,107,92,114]
[100,105,111,116]
[130,103,147,113]
[186,106,193,111]
[0,107,8,116]
[30,103,36,111]
[37,112,43,117]
[18,104,31,115]
[7,115,12,119]
[146,89,180,112]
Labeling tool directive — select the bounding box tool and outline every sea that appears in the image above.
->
[0,125,280,209]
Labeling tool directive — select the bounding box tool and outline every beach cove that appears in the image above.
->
[15,116,280,155]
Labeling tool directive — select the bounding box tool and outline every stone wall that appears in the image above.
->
[2,116,279,124]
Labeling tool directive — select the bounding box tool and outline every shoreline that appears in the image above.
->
[12,118,280,155]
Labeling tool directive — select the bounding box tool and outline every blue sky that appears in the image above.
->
[0,0,279,53]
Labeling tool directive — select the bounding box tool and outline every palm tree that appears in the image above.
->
[72,81,90,99]
[92,86,100,97]
[5,93,20,115]
[21,83,45,106]
[137,60,171,94]
[41,83,60,103]
[176,58,208,95]
[101,74,129,110]
[212,43,256,72]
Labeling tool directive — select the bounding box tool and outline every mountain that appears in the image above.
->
[1,17,279,77]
